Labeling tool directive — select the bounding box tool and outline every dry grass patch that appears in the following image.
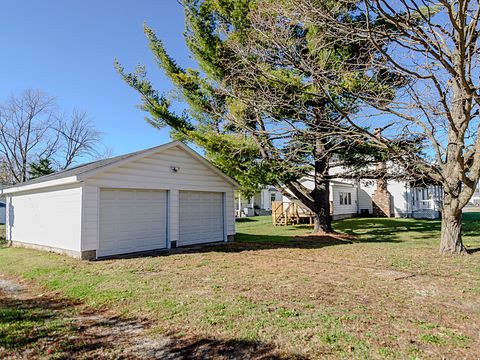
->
[0,215,479,359]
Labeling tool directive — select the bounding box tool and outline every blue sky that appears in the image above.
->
[0,0,194,156]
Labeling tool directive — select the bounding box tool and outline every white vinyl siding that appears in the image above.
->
[179,191,224,246]
[87,147,233,192]
[332,185,357,216]
[98,189,167,257]
[81,184,99,251]
[357,185,374,215]
[387,181,409,217]
[5,185,82,252]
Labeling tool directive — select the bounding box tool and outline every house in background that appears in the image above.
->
[236,186,283,217]
[358,179,443,219]
[274,169,443,224]
[469,182,480,206]
[281,179,358,221]
[1,141,237,259]
[0,200,5,225]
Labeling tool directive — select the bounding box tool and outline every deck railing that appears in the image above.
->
[272,201,333,226]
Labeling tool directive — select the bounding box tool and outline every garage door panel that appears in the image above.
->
[179,191,224,246]
[98,189,167,257]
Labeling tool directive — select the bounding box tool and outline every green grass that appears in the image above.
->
[0,301,69,350]
[0,216,479,358]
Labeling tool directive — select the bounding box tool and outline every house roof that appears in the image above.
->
[1,141,239,194]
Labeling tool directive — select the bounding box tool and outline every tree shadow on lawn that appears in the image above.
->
[101,215,480,259]
[0,289,306,359]
[335,218,442,243]
[0,294,111,356]
[235,217,258,223]
[235,215,480,248]
[159,336,308,360]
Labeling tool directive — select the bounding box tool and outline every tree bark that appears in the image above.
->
[312,137,333,233]
[440,195,467,255]
[312,178,333,233]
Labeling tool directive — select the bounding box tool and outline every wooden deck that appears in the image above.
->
[272,201,333,226]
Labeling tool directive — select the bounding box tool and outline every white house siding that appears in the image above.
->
[6,184,82,254]
[387,181,410,217]
[81,145,236,251]
[358,181,411,218]
[331,184,358,219]
[357,183,374,215]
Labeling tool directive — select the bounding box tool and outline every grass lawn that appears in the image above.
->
[1,216,479,359]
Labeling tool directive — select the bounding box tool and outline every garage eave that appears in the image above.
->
[0,176,80,195]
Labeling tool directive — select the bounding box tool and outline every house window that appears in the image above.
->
[339,192,352,205]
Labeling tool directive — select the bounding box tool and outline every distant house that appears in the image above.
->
[236,186,283,217]
[1,141,238,259]
[469,183,480,206]
[278,171,442,222]
[0,201,5,225]
[358,179,443,219]
[281,179,358,220]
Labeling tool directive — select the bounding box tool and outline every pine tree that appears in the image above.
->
[29,158,55,179]
[116,0,393,232]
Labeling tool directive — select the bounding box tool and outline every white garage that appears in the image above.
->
[1,141,238,259]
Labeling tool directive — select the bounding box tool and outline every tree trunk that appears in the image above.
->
[312,180,333,233]
[440,200,467,255]
[312,137,333,234]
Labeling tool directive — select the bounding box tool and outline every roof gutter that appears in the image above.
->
[0,176,80,195]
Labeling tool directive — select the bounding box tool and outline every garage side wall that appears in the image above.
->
[5,184,83,255]
[81,146,236,252]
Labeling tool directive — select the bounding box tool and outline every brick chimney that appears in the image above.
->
[371,128,393,217]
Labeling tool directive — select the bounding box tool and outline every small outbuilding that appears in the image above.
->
[1,141,238,259]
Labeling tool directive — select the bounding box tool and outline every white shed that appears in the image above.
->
[1,141,238,259]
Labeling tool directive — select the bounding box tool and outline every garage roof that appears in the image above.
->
[1,141,239,194]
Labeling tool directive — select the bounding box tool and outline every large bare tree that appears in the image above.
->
[56,109,102,169]
[0,89,102,184]
[295,0,480,254]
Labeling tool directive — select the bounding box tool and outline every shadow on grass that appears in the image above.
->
[235,217,258,223]
[102,215,480,260]
[0,289,306,359]
[0,295,109,355]
[97,212,480,260]
[334,218,441,243]
[162,336,308,360]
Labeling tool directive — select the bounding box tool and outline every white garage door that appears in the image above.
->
[98,189,167,257]
[179,191,224,246]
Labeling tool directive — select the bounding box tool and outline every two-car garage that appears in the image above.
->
[2,141,237,260]
[98,189,225,257]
